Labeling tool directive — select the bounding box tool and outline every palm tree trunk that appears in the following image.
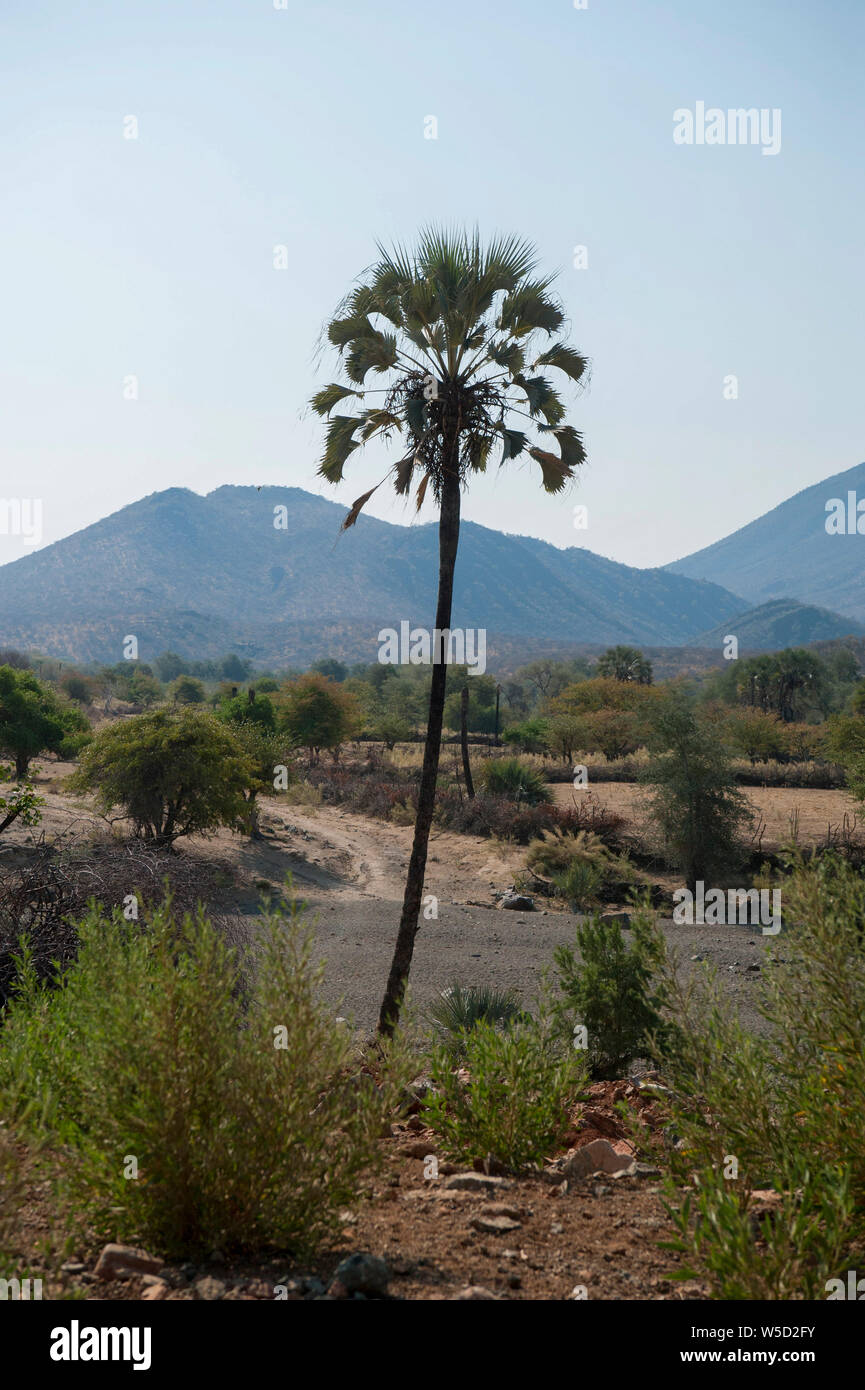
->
[377,452,461,1037]
[460,685,475,798]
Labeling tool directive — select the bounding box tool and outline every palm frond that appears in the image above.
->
[404,396,425,437]
[514,374,565,424]
[466,435,492,472]
[528,446,573,493]
[551,425,587,471]
[393,452,416,495]
[345,329,399,384]
[498,427,527,460]
[490,340,525,374]
[342,485,381,530]
[327,315,367,349]
[359,408,402,442]
[499,279,564,337]
[533,343,589,384]
[415,473,430,511]
[310,383,362,417]
[319,414,363,483]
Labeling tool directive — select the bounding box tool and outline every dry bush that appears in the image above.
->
[0,839,245,1007]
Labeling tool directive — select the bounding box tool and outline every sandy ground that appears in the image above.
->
[547,780,861,852]
[2,762,808,1034]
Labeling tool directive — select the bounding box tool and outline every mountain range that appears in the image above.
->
[1,464,864,669]
[667,461,865,624]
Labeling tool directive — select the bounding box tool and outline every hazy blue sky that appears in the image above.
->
[1,0,862,570]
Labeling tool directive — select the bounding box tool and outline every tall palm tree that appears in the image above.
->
[309,227,589,1035]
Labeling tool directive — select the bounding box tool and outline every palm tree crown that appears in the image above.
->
[310,227,588,519]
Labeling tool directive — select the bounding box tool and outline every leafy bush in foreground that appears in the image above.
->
[553,898,670,1079]
[0,894,407,1258]
[425,1016,584,1171]
[655,854,865,1299]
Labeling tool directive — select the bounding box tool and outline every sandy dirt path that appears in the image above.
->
[4,768,787,1034]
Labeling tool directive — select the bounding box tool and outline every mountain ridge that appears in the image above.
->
[0,485,745,666]
[667,460,865,622]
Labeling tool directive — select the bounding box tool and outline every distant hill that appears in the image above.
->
[0,486,744,667]
[667,460,865,623]
[693,598,865,652]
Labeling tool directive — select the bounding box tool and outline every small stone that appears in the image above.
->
[243,1278,274,1299]
[470,1214,521,1235]
[480,1202,522,1221]
[94,1244,163,1282]
[452,1285,499,1299]
[194,1276,227,1300]
[562,1140,637,1180]
[601,911,631,928]
[499,891,535,911]
[60,1261,85,1275]
[330,1252,390,1298]
[141,1281,169,1301]
[443,1172,506,1194]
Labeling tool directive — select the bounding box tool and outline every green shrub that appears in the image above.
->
[654,854,865,1298]
[553,898,670,1078]
[553,858,604,912]
[425,1017,584,1171]
[0,894,407,1259]
[502,719,550,755]
[527,828,634,909]
[428,983,529,1057]
[370,713,411,751]
[478,756,547,806]
[170,675,207,705]
[643,692,754,889]
[69,708,254,846]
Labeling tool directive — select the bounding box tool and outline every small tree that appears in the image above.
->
[70,709,254,846]
[370,711,411,751]
[218,691,275,730]
[311,657,348,682]
[61,672,94,705]
[126,669,163,708]
[553,900,672,1079]
[643,692,753,891]
[724,707,786,764]
[170,675,207,705]
[0,664,89,779]
[155,651,187,683]
[502,717,551,755]
[278,673,359,763]
[229,722,296,837]
[597,645,653,684]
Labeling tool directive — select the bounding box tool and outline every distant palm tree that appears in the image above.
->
[310,227,589,1035]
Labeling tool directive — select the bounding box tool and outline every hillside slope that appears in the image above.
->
[693,598,864,652]
[0,486,744,666]
[667,460,865,622]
